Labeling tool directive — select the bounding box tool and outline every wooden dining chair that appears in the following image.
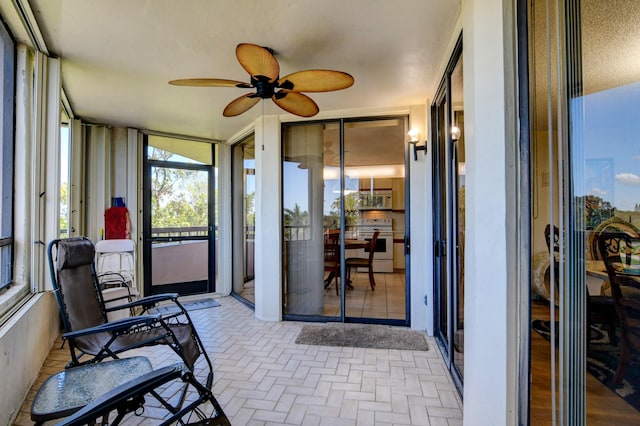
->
[546,224,617,346]
[324,230,341,295]
[597,232,640,385]
[346,230,380,291]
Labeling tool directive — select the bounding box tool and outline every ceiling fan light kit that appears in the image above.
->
[169,43,354,118]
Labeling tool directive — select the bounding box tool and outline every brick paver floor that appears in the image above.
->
[15,296,462,425]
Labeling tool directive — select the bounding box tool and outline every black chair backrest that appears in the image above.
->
[544,224,560,255]
[591,217,640,260]
[48,238,107,333]
[597,232,637,301]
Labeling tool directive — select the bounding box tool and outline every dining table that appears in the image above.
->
[345,239,369,250]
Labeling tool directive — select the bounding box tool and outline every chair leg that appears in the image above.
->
[368,265,375,291]
[614,337,632,386]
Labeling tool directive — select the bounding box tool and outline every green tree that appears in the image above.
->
[583,195,615,229]
[327,192,360,226]
[284,203,309,226]
[245,191,255,226]
[150,147,211,230]
[59,182,69,237]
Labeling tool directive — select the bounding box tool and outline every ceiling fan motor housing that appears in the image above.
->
[252,75,277,99]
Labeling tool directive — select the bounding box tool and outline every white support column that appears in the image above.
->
[463,0,518,424]
[111,127,128,202]
[13,45,34,289]
[86,126,112,242]
[69,118,85,237]
[43,57,61,285]
[254,115,282,321]
[216,142,233,295]
[126,129,140,246]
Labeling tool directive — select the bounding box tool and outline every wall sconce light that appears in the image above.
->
[407,129,427,161]
[451,125,461,141]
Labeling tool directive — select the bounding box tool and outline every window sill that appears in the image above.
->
[0,284,31,327]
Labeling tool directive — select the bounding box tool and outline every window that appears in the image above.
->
[0,21,15,292]
[59,110,70,238]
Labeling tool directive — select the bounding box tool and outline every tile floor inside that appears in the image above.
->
[242,271,408,321]
[15,296,462,425]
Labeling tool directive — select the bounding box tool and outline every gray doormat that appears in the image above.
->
[149,298,221,315]
[295,323,428,351]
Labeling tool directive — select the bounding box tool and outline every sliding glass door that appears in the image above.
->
[232,134,256,304]
[282,118,408,324]
[526,0,640,423]
[432,36,464,389]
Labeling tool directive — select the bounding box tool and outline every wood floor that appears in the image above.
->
[530,300,640,424]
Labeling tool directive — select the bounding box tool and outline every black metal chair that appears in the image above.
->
[32,356,230,425]
[47,237,214,387]
[55,361,228,425]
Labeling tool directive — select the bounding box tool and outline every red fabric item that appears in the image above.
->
[105,206,130,239]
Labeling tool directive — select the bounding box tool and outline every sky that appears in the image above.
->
[582,81,640,212]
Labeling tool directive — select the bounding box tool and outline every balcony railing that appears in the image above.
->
[151,226,209,238]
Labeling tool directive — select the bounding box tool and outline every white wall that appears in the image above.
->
[0,293,59,425]
[408,104,432,333]
[462,0,518,424]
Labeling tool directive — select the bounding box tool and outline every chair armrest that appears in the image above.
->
[104,293,179,313]
[62,315,162,339]
[54,363,186,426]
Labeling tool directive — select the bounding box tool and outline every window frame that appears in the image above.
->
[0,17,15,294]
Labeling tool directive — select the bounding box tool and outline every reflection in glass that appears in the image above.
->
[283,123,328,316]
[528,0,640,422]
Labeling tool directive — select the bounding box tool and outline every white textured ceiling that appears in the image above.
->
[23,0,460,141]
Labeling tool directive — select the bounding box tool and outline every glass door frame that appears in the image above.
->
[280,116,411,326]
[431,34,463,392]
[231,133,256,307]
[142,134,216,296]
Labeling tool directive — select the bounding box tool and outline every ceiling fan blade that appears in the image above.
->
[223,94,260,117]
[169,78,251,88]
[236,43,280,82]
[272,90,319,117]
[278,70,354,92]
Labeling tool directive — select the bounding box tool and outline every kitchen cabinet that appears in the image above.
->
[393,241,405,269]
[359,178,392,191]
[359,178,405,211]
[391,179,405,211]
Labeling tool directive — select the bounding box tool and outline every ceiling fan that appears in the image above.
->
[169,43,354,118]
